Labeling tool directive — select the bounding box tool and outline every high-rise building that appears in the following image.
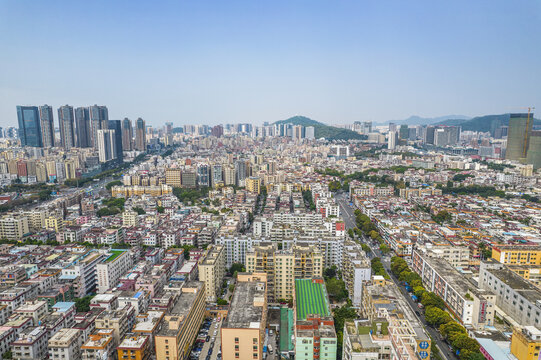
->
[97,129,117,163]
[246,176,261,194]
[57,105,76,150]
[198,245,226,302]
[39,105,55,148]
[399,124,409,140]
[121,118,133,151]
[223,166,236,186]
[424,126,435,144]
[108,120,123,162]
[182,170,197,188]
[211,125,224,137]
[433,126,460,147]
[211,164,223,187]
[165,122,173,134]
[235,159,247,186]
[165,168,182,187]
[246,243,323,302]
[75,107,92,148]
[388,130,398,150]
[135,118,146,151]
[305,126,315,140]
[17,106,42,147]
[293,125,304,140]
[89,105,109,149]
[506,113,534,161]
[197,164,210,187]
[526,131,541,169]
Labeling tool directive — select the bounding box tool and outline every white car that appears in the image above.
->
[213,330,218,336]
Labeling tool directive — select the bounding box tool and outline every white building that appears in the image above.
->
[215,236,263,268]
[479,261,541,328]
[97,129,117,163]
[11,326,49,360]
[96,250,133,293]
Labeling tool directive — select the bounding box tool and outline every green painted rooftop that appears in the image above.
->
[295,279,330,320]
[105,250,124,262]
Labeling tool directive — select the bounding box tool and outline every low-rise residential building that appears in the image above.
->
[412,250,495,329]
[294,278,337,360]
[81,328,116,360]
[48,328,83,360]
[479,261,541,328]
[492,245,541,266]
[117,335,152,360]
[511,326,541,360]
[11,326,49,360]
[95,304,135,345]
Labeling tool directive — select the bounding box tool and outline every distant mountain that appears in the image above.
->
[381,115,471,126]
[436,114,541,135]
[274,116,366,140]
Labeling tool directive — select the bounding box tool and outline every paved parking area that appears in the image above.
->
[190,317,223,360]
[265,332,279,360]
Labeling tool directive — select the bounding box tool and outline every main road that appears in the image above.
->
[336,193,455,360]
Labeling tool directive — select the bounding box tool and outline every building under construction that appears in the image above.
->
[506,112,541,169]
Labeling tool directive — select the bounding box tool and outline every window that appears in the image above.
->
[235,353,239,359]
[235,337,239,343]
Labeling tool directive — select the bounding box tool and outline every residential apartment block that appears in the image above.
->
[412,250,495,329]
[155,282,206,360]
[198,245,226,302]
[246,243,323,302]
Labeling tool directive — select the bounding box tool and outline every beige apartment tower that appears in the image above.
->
[246,242,323,301]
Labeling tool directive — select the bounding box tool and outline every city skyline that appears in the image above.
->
[1,0,540,127]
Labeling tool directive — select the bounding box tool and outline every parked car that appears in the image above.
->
[206,336,210,342]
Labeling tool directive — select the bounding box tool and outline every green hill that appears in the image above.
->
[437,114,541,136]
[274,116,366,140]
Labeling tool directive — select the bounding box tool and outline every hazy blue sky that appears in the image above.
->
[1,0,540,127]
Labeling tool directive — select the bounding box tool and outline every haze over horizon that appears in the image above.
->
[1,0,540,127]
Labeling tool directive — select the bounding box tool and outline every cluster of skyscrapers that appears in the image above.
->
[17,105,148,163]
[388,123,460,149]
